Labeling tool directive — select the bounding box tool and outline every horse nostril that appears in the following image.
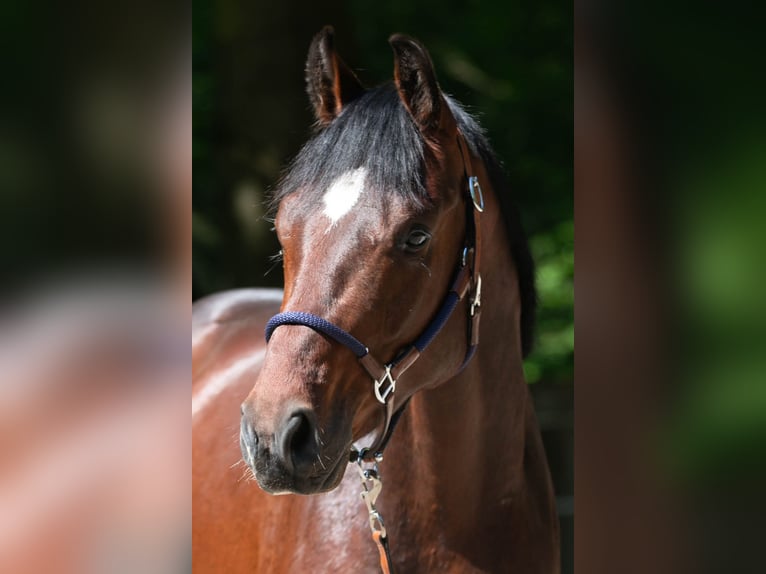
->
[240,415,259,464]
[278,410,318,471]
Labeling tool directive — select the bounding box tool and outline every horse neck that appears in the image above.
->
[393,173,554,533]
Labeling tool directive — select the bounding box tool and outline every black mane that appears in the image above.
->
[271,83,537,357]
[274,84,427,209]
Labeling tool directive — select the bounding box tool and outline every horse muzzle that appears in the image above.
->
[239,403,349,494]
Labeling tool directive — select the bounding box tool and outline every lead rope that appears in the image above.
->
[355,451,394,574]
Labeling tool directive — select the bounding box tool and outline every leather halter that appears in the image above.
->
[264,130,483,573]
[265,130,484,462]
[264,129,483,462]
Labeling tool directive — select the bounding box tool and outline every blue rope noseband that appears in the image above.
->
[265,287,463,360]
[266,312,368,358]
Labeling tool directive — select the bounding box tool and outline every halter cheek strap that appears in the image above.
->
[263,129,483,462]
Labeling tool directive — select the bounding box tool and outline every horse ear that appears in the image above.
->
[389,34,455,138]
[306,26,365,126]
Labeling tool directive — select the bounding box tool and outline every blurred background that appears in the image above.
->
[193,0,574,570]
[577,2,766,573]
[0,2,190,573]
[10,0,764,572]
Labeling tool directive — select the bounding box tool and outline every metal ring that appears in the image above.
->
[369,511,387,537]
[469,176,484,212]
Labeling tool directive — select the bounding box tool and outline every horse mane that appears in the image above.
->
[270,83,537,357]
[273,84,427,211]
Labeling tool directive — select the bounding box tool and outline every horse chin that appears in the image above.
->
[255,450,348,496]
[296,449,349,495]
[312,453,349,493]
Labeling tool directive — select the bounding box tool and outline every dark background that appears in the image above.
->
[2,1,765,571]
[193,1,573,569]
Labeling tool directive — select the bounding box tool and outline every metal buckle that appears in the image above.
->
[469,176,484,212]
[470,274,482,316]
[373,364,396,404]
[357,458,386,537]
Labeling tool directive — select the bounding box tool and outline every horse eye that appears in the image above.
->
[404,229,431,251]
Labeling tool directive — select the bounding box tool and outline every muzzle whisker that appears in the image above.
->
[237,466,252,483]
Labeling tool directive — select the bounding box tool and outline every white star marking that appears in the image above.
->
[322,167,367,230]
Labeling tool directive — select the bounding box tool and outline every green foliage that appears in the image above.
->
[662,141,766,484]
[526,221,574,383]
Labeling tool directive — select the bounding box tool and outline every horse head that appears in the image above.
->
[240,27,480,495]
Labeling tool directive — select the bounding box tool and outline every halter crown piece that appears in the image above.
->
[263,130,483,574]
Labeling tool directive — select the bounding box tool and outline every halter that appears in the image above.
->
[263,130,483,573]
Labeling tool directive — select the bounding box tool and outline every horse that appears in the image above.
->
[192,27,559,573]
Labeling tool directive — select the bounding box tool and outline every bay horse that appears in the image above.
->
[193,27,559,573]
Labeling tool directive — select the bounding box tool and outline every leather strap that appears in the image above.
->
[359,130,482,573]
[455,130,482,352]
[373,532,394,574]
